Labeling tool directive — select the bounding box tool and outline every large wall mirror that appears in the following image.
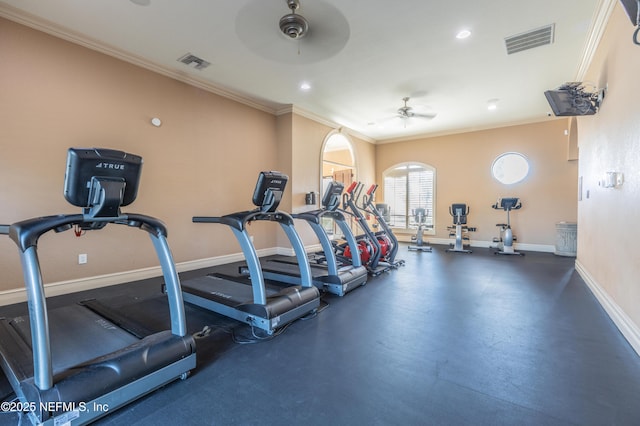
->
[320,131,356,237]
[321,131,356,197]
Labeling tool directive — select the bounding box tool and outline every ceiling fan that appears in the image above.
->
[397,97,437,122]
[235,0,350,65]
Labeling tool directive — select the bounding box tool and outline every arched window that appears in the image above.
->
[383,163,436,232]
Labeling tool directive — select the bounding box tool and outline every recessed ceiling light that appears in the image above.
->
[456,30,471,39]
[487,99,499,110]
[300,82,311,91]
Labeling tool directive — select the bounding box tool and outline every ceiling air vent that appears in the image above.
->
[505,24,555,55]
[177,53,211,70]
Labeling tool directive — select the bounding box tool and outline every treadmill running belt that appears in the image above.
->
[182,275,257,307]
[10,305,139,376]
[264,259,317,278]
[80,298,158,339]
[80,295,174,339]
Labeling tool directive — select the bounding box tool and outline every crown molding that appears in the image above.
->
[2,2,609,146]
[277,105,377,144]
[1,3,378,143]
[575,0,617,81]
[0,4,278,115]
[376,116,565,145]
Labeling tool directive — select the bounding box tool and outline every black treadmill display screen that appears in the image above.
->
[64,148,143,207]
[252,171,288,212]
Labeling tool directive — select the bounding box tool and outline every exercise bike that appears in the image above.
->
[491,197,524,256]
[408,208,432,252]
[446,203,473,253]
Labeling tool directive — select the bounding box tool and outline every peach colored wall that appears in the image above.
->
[351,134,376,185]
[275,113,294,212]
[375,120,578,245]
[0,18,280,291]
[577,4,640,331]
[284,115,376,246]
[291,114,326,212]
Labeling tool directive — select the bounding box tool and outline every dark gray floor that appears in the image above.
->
[1,245,640,425]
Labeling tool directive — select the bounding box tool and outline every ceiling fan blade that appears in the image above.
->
[377,115,400,123]
[411,112,438,119]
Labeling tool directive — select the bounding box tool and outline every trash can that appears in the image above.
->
[555,222,577,257]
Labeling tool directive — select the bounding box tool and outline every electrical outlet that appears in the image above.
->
[78,253,87,264]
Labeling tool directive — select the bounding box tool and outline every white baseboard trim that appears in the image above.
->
[398,236,554,253]
[0,247,279,307]
[0,239,557,307]
[575,260,640,357]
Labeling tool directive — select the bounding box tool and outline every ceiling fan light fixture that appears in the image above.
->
[279,0,309,39]
[398,97,413,118]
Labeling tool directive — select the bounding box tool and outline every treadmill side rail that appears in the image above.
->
[2,212,195,424]
[19,245,52,390]
[149,231,188,337]
[187,200,320,333]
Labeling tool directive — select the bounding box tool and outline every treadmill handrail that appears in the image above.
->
[293,207,363,269]
[194,208,313,305]
[9,213,168,252]
[6,212,188,391]
[292,209,346,225]
[193,209,294,231]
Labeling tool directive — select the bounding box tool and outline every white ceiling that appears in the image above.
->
[0,0,608,142]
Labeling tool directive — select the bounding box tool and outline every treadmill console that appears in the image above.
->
[64,148,143,217]
[252,171,288,213]
[321,181,344,212]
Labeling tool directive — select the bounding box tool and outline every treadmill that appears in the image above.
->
[0,148,196,425]
[182,171,320,335]
[261,181,368,296]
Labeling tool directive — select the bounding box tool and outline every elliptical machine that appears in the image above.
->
[340,182,389,276]
[446,203,473,253]
[491,197,524,256]
[362,184,404,267]
[408,208,432,252]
